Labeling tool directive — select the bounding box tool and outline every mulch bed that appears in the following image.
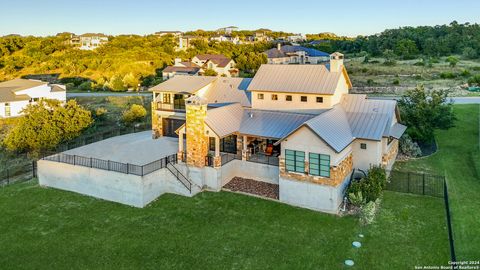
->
[223,177,279,200]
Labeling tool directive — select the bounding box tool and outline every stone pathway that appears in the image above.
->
[223,177,279,200]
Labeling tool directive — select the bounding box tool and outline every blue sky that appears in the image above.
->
[1,0,479,37]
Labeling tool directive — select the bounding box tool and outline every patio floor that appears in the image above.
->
[63,131,179,165]
[223,177,279,200]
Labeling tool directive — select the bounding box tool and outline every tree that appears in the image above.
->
[122,73,140,90]
[109,74,126,91]
[122,104,147,124]
[446,56,459,67]
[3,99,93,154]
[382,49,397,66]
[395,38,419,59]
[398,85,456,142]
[462,47,478,59]
[202,69,218,76]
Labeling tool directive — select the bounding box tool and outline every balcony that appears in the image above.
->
[153,101,185,112]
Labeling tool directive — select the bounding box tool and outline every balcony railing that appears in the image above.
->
[154,102,185,112]
[246,153,279,166]
[205,152,241,167]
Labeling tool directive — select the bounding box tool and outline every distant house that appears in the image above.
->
[308,40,330,46]
[162,59,201,80]
[176,35,205,51]
[192,54,238,77]
[217,26,239,35]
[210,35,241,45]
[265,44,330,65]
[71,33,108,50]
[286,34,306,43]
[253,32,272,42]
[155,31,183,37]
[0,79,66,118]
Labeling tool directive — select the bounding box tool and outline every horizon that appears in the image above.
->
[1,0,480,37]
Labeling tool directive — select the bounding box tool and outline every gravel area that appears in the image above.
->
[223,177,279,200]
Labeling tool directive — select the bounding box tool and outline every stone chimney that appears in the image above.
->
[330,52,344,72]
[277,43,282,51]
[185,96,209,167]
[174,58,182,66]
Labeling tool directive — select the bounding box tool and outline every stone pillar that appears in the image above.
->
[177,128,184,162]
[185,96,209,167]
[213,136,221,168]
[241,135,248,161]
[151,105,162,139]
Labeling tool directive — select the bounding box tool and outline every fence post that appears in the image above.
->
[422,173,425,195]
[141,165,144,176]
[32,161,36,178]
[90,157,92,168]
[126,163,129,174]
[6,169,9,185]
[407,172,410,193]
[108,160,110,171]
[73,155,76,166]
[444,180,456,263]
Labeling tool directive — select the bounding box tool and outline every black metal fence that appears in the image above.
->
[386,170,445,197]
[246,153,279,166]
[42,153,177,177]
[205,152,241,167]
[0,162,36,186]
[444,181,456,262]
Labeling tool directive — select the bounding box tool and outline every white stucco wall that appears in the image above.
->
[351,139,382,172]
[280,126,352,166]
[251,91,334,110]
[0,100,29,118]
[279,174,350,214]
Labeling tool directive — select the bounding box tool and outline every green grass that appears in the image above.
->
[0,180,449,269]
[395,104,480,260]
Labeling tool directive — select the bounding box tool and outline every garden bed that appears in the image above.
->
[223,177,279,200]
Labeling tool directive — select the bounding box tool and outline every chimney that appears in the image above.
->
[277,43,281,51]
[174,58,182,66]
[330,52,344,72]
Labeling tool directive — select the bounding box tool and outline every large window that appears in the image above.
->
[257,93,264,100]
[309,153,330,177]
[163,93,171,104]
[300,96,307,102]
[285,149,305,173]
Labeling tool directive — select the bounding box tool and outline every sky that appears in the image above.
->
[1,0,480,37]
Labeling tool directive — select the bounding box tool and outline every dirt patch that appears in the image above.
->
[223,177,279,200]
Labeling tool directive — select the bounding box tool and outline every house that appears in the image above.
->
[210,35,242,45]
[150,52,406,213]
[155,31,183,37]
[286,34,306,43]
[217,26,239,35]
[191,54,238,77]
[0,79,66,118]
[37,52,405,213]
[162,58,201,80]
[253,31,272,42]
[265,44,330,64]
[71,33,108,50]
[177,35,205,51]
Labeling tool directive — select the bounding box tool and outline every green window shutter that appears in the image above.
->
[285,149,305,173]
[309,153,330,177]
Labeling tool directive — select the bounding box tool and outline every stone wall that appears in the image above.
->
[185,102,208,167]
[382,139,399,169]
[279,153,353,187]
[151,103,162,139]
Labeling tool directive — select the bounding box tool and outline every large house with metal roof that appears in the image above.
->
[0,79,66,118]
[265,44,330,65]
[149,52,406,213]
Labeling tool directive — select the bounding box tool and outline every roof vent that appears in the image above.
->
[248,112,254,118]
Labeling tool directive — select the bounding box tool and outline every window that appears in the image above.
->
[271,94,278,100]
[285,149,305,173]
[360,143,367,149]
[162,93,171,104]
[301,96,307,102]
[5,102,11,117]
[309,153,330,177]
[257,93,264,100]
[286,95,292,101]
[316,97,323,103]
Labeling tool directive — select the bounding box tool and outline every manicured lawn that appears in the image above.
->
[0,180,449,269]
[395,104,480,260]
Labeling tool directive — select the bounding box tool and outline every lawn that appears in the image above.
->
[395,104,480,260]
[0,180,449,269]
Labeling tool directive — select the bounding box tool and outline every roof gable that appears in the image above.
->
[149,76,216,93]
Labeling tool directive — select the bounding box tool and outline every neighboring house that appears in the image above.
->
[155,31,183,37]
[210,35,242,45]
[177,35,205,51]
[151,52,406,213]
[253,31,272,42]
[0,79,66,118]
[162,58,201,80]
[191,54,238,77]
[217,26,239,35]
[265,44,330,64]
[286,34,306,43]
[150,76,251,137]
[71,33,108,50]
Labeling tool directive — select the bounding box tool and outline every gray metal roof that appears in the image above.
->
[304,106,354,152]
[203,77,252,107]
[389,123,407,139]
[149,75,216,93]
[205,103,244,138]
[247,64,342,94]
[0,79,47,102]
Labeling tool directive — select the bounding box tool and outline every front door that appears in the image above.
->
[163,118,185,137]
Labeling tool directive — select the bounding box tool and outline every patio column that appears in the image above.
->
[242,135,248,161]
[214,136,221,168]
[178,129,184,162]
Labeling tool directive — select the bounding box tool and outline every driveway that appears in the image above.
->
[64,131,178,164]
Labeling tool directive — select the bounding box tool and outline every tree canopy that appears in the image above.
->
[2,99,93,154]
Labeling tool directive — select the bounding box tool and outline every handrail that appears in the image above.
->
[166,162,192,193]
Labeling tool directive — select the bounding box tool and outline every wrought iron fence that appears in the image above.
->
[205,152,241,167]
[386,170,444,197]
[0,162,36,186]
[43,153,177,177]
[246,153,279,166]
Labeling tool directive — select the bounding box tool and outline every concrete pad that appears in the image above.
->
[64,131,178,164]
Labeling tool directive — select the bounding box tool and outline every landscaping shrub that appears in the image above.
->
[359,199,381,225]
[122,104,147,124]
[399,134,422,158]
[460,69,471,77]
[440,72,456,79]
[468,74,480,86]
[347,166,387,204]
[348,191,366,207]
[367,79,375,85]
[392,79,400,85]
